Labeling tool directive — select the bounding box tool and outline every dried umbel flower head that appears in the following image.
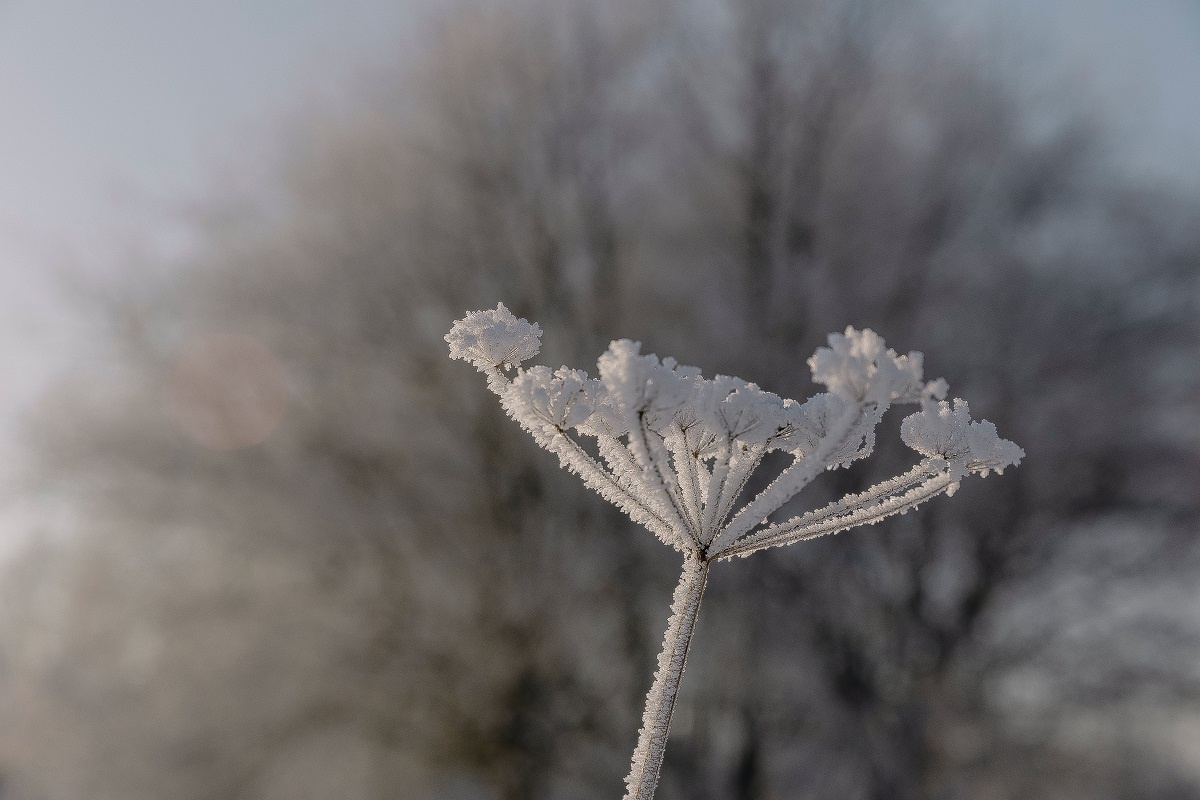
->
[447,307,1023,800]
[445,302,542,373]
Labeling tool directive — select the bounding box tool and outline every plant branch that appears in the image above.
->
[710,401,873,553]
[624,556,710,800]
[717,467,955,559]
[541,431,681,549]
[668,423,707,541]
[630,413,699,547]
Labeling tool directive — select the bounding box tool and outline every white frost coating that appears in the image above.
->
[495,383,683,550]
[624,557,709,800]
[900,398,1024,481]
[598,340,699,433]
[809,326,926,404]
[707,398,873,554]
[597,340,701,542]
[720,463,955,558]
[696,377,785,447]
[576,381,630,437]
[445,302,542,372]
[508,366,598,433]
[446,307,1022,800]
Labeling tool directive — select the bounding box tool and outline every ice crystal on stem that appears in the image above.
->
[446,310,1023,800]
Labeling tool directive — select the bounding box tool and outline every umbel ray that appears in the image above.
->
[447,304,1023,800]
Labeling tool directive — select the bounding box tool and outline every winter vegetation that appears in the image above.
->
[0,0,1198,799]
[447,303,1021,798]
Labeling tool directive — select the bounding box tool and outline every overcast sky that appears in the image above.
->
[0,0,411,287]
[951,0,1200,183]
[1,0,1197,277]
[0,0,1196,487]
[0,0,411,468]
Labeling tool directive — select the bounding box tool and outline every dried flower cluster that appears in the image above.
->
[447,303,1022,800]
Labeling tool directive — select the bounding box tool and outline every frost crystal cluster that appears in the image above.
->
[447,304,1023,800]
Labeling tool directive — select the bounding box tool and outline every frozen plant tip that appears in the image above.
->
[446,305,1023,800]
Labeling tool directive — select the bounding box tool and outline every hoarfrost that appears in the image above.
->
[444,302,542,372]
[447,308,1023,800]
[900,398,1025,481]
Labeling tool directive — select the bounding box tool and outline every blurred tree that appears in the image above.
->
[1,0,1197,799]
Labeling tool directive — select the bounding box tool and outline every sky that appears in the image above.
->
[0,0,1196,275]
[0,0,408,251]
[0,0,1196,491]
[1,0,1198,279]
[0,0,412,477]
[956,0,1200,184]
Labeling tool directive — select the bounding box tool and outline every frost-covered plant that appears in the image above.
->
[447,304,1023,800]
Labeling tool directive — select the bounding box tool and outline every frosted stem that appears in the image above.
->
[447,311,1024,799]
[717,469,955,559]
[623,556,710,800]
[536,431,680,548]
[709,401,872,554]
[700,439,733,539]
[712,442,765,531]
[668,424,706,543]
[631,414,696,545]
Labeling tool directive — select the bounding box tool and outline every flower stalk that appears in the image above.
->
[625,556,709,800]
[446,303,1023,799]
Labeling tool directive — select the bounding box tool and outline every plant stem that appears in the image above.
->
[623,556,710,800]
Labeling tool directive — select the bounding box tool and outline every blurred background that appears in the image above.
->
[1,0,1198,798]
